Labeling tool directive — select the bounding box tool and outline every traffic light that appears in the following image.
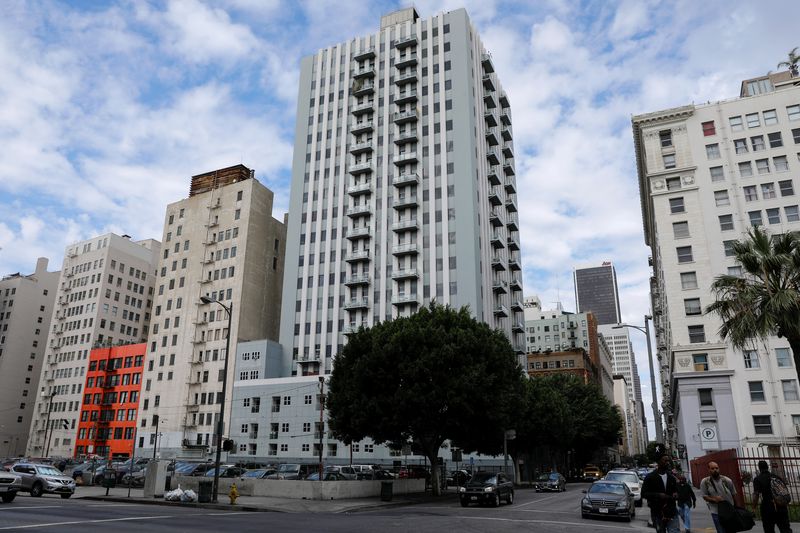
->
[222,439,234,452]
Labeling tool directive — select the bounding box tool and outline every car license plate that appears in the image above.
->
[599,508,609,514]
[471,496,477,501]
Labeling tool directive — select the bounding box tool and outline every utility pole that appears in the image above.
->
[318,376,325,479]
[43,391,57,457]
[152,415,160,460]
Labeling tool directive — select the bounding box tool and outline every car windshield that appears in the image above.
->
[549,473,561,480]
[243,469,266,478]
[590,483,625,495]
[536,474,551,481]
[37,466,63,476]
[606,472,638,484]
[470,473,497,484]
[278,464,300,473]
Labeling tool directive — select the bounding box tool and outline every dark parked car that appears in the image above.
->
[0,471,23,503]
[357,469,395,480]
[306,471,348,481]
[241,468,277,479]
[446,469,471,486]
[177,463,213,476]
[581,480,635,521]
[533,472,566,492]
[459,471,514,507]
[204,465,246,478]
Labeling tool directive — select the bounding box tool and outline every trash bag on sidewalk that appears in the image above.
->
[164,485,184,502]
[181,489,197,502]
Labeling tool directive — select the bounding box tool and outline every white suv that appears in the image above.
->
[603,470,642,506]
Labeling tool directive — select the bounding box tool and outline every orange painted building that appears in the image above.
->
[74,343,145,459]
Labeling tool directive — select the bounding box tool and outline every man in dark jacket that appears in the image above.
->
[752,460,792,533]
[642,454,680,533]
[677,473,697,532]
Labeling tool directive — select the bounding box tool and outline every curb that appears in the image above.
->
[81,495,281,513]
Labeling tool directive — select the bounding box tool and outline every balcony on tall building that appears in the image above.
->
[486,128,499,146]
[393,151,418,165]
[488,187,502,206]
[393,194,418,209]
[509,277,522,291]
[352,80,375,96]
[353,47,376,62]
[351,101,374,115]
[484,91,497,109]
[487,148,500,165]
[346,204,372,218]
[484,109,498,127]
[501,126,512,142]
[392,293,420,306]
[393,109,418,124]
[392,172,419,186]
[349,160,373,175]
[504,177,516,194]
[353,67,375,79]
[344,297,369,310]
[490,231,504,249]
[395,90,418,105]
[394,71,418,85]
[392,268,419,280]
[63,271,73,279]
[512,320,525,333]
[502,143,514,159]
[347,181,373,197]
[499,92,510,108]
[507,236,520,251]
[482,74,495,91]
[350,120,374,135]
[505,197,518,213]
[394,130,418,145]
[343,321,369,335]
[493,304,508,317]
[345,249,371,262]
[186,404,200,413]
[507,214,519,231]
[481,53,495,73]
[491,256,506,271]
[392,243,419,256]
[500,109,511,125]
[395,34,418,49]
[395,53,418,69]
[489,208,503,227]
[191,338,206,345]
[508,256,521,271]
[350,140,374,155]
[344,274,370,286]
[492,279,508,294]
[488,166,501,186]
[392,218,418,232]
[510,299,524,312]
[345,226,372,240]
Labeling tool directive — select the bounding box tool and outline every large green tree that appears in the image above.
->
[326,303,524,495]
[706,226,800,382]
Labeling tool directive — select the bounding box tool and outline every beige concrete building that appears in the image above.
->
[27,234,160,457]
[0,258,59,456]
[137,165,286,459]
[633,70,800,468]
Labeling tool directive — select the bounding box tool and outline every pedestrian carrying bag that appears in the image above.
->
[770,474,792,506]
[718,500,755,532]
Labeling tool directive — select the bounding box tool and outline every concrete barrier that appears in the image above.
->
[171,475,425,500]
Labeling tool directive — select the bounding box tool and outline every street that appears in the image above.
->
[0,486,665,532]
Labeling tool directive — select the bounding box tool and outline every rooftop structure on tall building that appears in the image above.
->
[633,69,800,470]
[278,6,525,377]
[137,165,286,459]
[0,258,60,456]
[27,234,160,457]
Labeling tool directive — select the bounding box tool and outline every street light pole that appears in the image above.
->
[152,415,161,460]
[614,315,664,443]
[44,391,57,457]
[200,296,232,504]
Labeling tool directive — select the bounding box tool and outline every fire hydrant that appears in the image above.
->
[229,483,239,505]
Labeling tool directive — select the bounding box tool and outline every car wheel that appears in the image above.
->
[460,499,469,507]
[1,493,16,503]
[61,493,72,499]
[507,491,514,505]
[30,483,44,497]
[493,494,501,507]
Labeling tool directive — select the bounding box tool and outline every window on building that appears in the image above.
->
[714,190,730,206]
[756,159,770,174]
[734,139,748,154]
[769,132,784,148]
[749,211,763,226]
[663,154,676,169]
[728,266,743,277]
[669,197,685,213]
[659,130,673,147]
[753,415,773,435]
[776,348,793,367]
[706,144,721,159]
[710,166,725,182]
[673,221,690,238]
[775,156,789,172]
[730,116,744,131]
[688,325,706,343]
[749,381,766,402]
[751,135,766,151]
[764,109,778,126]
[676,246,693,263]
[702,121,716,136]
[719,214,734,231]
[783,380,799,401]
[723,240,736,256]
[743,350,760,369]
[666,177,681,190]
[693,353,709,371]
[744,185,758,201]
[747,113,761,128]
[767,208,781,225]
[762,182,777,199]
[739,161,754,178]
[788,105,800,121]
[786,205,800,222]
[684,298,702,316]
[698,388,713,406]
[794,128,800,144]
[680,272,698,290]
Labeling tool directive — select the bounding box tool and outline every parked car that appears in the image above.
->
[357,469,395,480]
[71,461,106,484]
[307,471,349,481]
[241,468,277,479]
[603,470,642,506]
[10,463,76,498]
[0,471,23,503]
[533,472,566,492]
[581,480,635,521]
[177,463,212,476]
[204,465,246,478]
[398,466,430,481]
[582,465,603,482]
[121,468,145,488]
[459,471,514,507]
[324,466,357,480]
[267,464,315,480]
[446,469,471,486]
[635,467,653,481]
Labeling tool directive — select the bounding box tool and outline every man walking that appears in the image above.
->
[753,460,792,533]
[642,454,680,533]
[677,473,697,532]
[701,461,736,533]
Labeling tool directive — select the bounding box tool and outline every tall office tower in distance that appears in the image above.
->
[139,165,286,458]
[27,234,160,457]
[0,258,59,456]
[279,7,525,375]
[633,70,800,465]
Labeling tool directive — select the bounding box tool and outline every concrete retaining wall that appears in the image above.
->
[170,475,425,500]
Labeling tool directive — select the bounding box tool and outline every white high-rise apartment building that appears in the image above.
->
[0,258,59,456]
[279,7,525,374]
[27,234,160,457]
[633,70,800,466]
[138,165,286,459]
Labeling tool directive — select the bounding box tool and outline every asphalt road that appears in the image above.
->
[0,487,656,532]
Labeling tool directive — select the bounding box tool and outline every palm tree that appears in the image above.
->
[706,226,800,382]
[778,47,800,77]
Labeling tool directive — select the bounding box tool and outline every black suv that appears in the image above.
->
[459,471,514,507]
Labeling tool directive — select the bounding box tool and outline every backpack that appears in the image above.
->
[770,474,791,506]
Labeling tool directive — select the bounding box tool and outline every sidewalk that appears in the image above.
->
[73,484,455,514]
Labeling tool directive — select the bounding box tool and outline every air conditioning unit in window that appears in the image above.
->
[794,424,800,437]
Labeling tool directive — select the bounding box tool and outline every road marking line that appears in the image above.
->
[203,512,253,516]
[455,515,639,529]
[0,515,175,530]
[0,506,63,511]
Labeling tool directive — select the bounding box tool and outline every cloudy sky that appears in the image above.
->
[2,0,799,437]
